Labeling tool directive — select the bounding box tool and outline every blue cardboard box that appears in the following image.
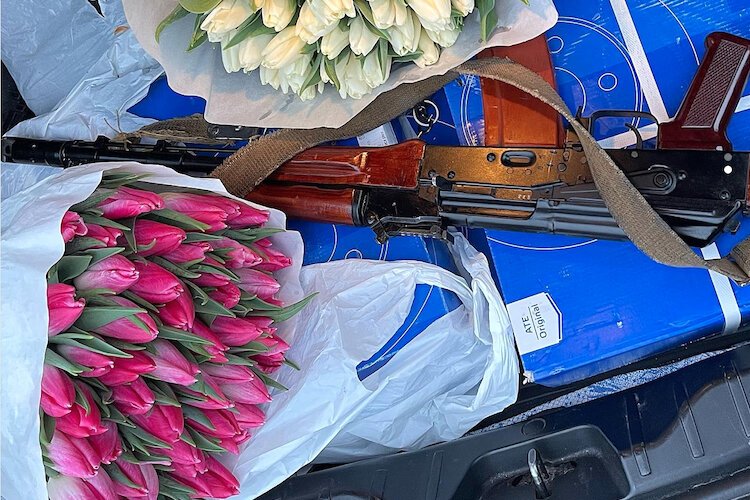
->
[287,220,463,381]
[469,0,750,386]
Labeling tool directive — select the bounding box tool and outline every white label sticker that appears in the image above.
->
[357,123,398,146]
[506,292,562,355]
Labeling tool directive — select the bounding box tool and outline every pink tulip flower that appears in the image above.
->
[200,363,254,386]
[210,316,272,346]
[226,202,269,228]
[55,382,108,438]
[40,364,76,417]
[157,291,195,330]
[157,439,207,475]
[110,459,159,499]
[47,283,86,336]
[130,404,184,444]
[111,377,155,415]
[234,402,266,429]
[208,283,241,309]
[87,421,122,465]
[129,260,184,304]
[61,211,88,243]
[97,186,164,219]
[253,239,292,271]
[97,350,155,386]
[92,296,158,343]
[161,242,211,265]
[253,351,286,374]
[73,254,139,294]
[170,456,239,499]
[84,224,123,248]
[203,194,242,219]
[218,373,271,405]
[56,345,114,378]
[47,429,101,478]
[210,237,262,269]
[191,256,232,287]
[47,470,118,500]
[235,268,280,301]
[132,219,186,257]
[190,320,229,363]
[186,409,242,440]
[256,333,291,355]
[161,193,234,232]
[147,339,199,386]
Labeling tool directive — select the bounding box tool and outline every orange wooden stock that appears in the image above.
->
[269,140,427,188]
[479,35,563,148]
[247,184,358,225]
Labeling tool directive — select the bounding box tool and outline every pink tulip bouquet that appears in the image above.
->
[40,172,311,499]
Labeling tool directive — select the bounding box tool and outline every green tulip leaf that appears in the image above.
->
[184,232,223,243]
[159,475,197,496]
[220,227,284,243]
[150,256,201,279]
[183,279,210,306]
[120,291,160,314]
[323,56,342,91]
[301,54,324,94]
[44,348,86,375]
[158,325,212,345]
[73,383,91,413]
[179,430,197,447]
[104,463,143,490]
[246,293,316,322]
[56,255,94,282]
[187,14,209,51]
[41,412,56,446]
[224,12,275,49]
[146,209,210,232]
[70,189,114,213]
[185,427,226,453]
[181,405,216,430]
[81,247,126,266]
[99,172,151,189]
[74,305,147,332]
[156,4,189,42]
[223,352,257,367]
[191,263,240,282]
[178,0,222,13]
[65,237,107,253]
[392,50,424,64]
[251,367,288,391]
[283,357,301,370]
[80,213,131,231]
[194,296,236,318]
[477,0,498,42]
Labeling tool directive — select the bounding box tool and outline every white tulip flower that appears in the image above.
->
[425,22,460,47]
[295,1,337,43]
[414,29,440,67]
[261,26,307,69]
[280,52,315,94]
[386,10,420,55]
[260,66,283,90]
[220,35,243,73]
[362,49,391,88]
[321,0,356,19]
[320,23,350,59]
[238,33,276,71]
[406,0,451,32]
[368,0,408,29]
[335,51,372,99]
[298,83,324,101]
[451,0,474,16]
[202,0,256,42]
[349,16,379,56]
[261,0,296,31]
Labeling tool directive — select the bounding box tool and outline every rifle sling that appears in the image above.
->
[208,57,750,285]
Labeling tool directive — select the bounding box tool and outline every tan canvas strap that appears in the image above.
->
[209,57,750,284]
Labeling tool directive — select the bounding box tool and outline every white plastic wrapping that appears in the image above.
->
[2,0,162,141]
[230,232,519,498]
[122,0,557,129]
[0,162,304,500]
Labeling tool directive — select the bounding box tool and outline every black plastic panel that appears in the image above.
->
[259,344,750,500]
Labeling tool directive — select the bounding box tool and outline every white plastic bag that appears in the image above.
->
[0,162,304,500]
[2,0,162,141]
[230,231,519,497]
[122,0,557,129]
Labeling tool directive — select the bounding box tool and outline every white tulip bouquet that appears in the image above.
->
[157,0,526,100]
